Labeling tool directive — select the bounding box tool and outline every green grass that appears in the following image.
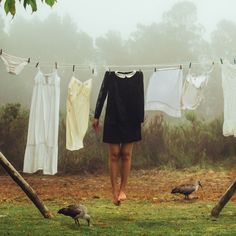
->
[0,199,236,236]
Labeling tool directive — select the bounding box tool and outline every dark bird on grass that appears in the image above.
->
[58,204,90,226]
[171,180,203,200]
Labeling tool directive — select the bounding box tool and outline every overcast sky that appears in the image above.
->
[1,0,236,39]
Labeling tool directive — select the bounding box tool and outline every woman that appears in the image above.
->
[93,70,144,205]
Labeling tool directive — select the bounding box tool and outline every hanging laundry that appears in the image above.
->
[221,62,236,137]
[0,51,29,75]
[23,69,60,175]
[66,77,92,151]
[145,68,183,117]
[181,67,213,110]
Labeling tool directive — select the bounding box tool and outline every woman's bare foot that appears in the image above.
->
[118,191,127,201]
[112,191,121,206]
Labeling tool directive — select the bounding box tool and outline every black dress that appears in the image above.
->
[94,70,144,144]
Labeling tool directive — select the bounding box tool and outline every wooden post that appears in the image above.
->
[0,152,53,219]
[211,180,236,218]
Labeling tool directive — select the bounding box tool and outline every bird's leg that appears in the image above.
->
[186,195,190,200]
[87,219,90,226]
[77,219,80,226]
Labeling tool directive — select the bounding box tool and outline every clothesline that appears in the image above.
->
[27,60,219,70]
[0,48,224,72]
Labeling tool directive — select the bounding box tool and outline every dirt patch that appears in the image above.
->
[0,169,235,203]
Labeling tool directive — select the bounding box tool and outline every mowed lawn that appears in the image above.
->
[1,199,236,236]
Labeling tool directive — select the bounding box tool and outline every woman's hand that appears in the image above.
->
[92,118,99,131]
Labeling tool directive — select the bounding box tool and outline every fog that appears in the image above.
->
[1,0,236,120]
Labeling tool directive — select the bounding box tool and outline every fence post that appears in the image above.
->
[0,152,52,218]
[211,180,236,217]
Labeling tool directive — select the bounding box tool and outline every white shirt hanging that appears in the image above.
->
[145,68,183,117]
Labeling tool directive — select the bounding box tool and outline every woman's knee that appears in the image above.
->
[109,152,120,162]
[120,151,131,161]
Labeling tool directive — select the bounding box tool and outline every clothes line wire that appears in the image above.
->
[0,48,224,72]
[27,60,220,70]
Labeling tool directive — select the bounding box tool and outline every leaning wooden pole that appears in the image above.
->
[0,152,52,219]
[211,180,236,218]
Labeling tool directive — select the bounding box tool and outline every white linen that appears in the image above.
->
[221,62,236,137]
[145,68,183,117]
[23,69,60,175]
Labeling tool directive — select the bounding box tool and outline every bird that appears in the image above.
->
[58,204,90,226]
[171,180,203,200]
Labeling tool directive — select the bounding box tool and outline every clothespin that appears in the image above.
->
[55,62,58,69]
[27,58,30,63]
[73,65,75,72]
[0,49,2,55]
[234,58,236,64]
[189,62,192,69]
[35,62,39,68]
[212,61,215,65]
[180,65,182,70]
[92,68,95,74]
[220,58,223,64]
[154,67,157,72]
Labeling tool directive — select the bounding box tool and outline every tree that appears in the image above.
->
[128,1,208,64]
[0,0,56,16]
[211,20,236,59]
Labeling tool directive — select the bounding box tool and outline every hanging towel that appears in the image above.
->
[23,69,60,175]
[145,68,183,117]
[0,52,28,75]
[66,77,92,151]
[181,67,213,110]
[221,62,236,137]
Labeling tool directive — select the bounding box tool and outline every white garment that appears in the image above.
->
[66,77,92,151]
[145,68,183,117]
[181,68,212,110]
[0,52,28,75]
[23,69,60,175]
[221,63,236,137]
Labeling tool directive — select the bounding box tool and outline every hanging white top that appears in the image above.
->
[181,67,213,110]
[145,68,183,117]
[221,62,236,137]
[23,69,60,175]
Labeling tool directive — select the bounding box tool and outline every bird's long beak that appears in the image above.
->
[199,183,203,188]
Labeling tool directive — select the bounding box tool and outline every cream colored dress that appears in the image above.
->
[66,77,92,150]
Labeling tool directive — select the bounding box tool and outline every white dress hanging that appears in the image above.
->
[221,62,236,137]
[23,69,60,175]
[66,77,92,151]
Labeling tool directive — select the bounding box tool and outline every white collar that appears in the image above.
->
[115,70,136,78]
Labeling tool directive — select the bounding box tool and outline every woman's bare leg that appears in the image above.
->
[118,143,133,201]
[108,143,121,205]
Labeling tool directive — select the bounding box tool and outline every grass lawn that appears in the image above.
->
[0,199,236,236]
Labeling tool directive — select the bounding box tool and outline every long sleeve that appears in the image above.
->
[94,71,110,119]
[139,71,144,122]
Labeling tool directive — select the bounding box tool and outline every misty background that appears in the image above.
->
[1,0,236,120]
[1,0,236,172]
